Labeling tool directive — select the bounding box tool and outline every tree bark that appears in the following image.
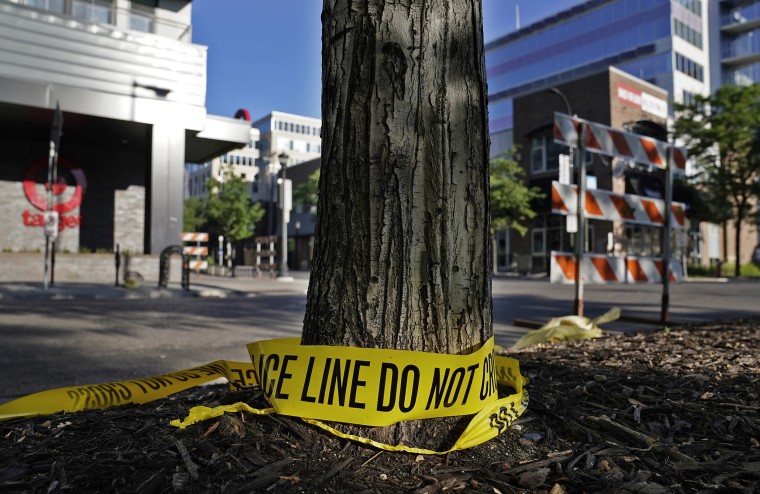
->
[301,0,492,446]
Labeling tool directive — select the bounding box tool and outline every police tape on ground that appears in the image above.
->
[0,337,527,454]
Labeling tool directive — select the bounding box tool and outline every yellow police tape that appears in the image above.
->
[0,337,527,454]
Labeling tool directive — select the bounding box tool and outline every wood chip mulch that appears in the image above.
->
[1,317,758,493]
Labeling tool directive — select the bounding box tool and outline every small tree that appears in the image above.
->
[674,84,760,275]
[293,169,320,215]
[205,175,265,244]
[183,196,206,233]
[490,150,544,236]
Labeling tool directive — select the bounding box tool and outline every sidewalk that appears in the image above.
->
[0,272,310,300]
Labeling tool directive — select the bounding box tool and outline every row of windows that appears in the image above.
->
[673,19,702,49]
[675,53,704,81]
[11,0,155,33]
[530,217,669,261]
[676,0,702,17]
[274,120,320,136]
[221,155,255,166]
[487,3,671,95]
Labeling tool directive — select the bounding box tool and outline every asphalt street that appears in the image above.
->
[0,274,757,402]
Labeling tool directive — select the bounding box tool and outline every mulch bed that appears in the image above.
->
[1,317,758,493]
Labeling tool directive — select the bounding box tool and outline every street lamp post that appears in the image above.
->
[294,220,301,271]
[549,87,585,316]
[277,152,292,280]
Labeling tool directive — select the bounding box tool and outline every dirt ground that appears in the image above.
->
[1,317,758,493]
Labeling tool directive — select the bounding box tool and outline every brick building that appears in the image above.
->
[509,66,698,274]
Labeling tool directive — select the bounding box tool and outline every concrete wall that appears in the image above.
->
[0,253,182,284]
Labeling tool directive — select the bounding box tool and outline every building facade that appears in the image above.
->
[0,0,250,255]
[487,0,759,269]
[510,67,683,274]
[486,0,710,157]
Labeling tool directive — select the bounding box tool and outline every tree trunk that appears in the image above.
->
[302,0,492,446]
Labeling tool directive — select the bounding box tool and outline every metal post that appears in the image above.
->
[115,244,121,286]
[279,166,289,278]
[44,103,63,290]
[574,124,587,317]
[294,221,301,271]
[661,146,673,323]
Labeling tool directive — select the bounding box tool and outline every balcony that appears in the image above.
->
[721,3,760,34]
[0,0,207,129]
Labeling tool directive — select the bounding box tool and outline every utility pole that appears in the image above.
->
[43,103,63,290]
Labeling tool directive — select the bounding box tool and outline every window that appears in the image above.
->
[625,225,663,257]
[72,0,113,24]
[130,3,154,33]
[531,137,545,173]
[531,135,591,173]
[673,19,702,49]
[675,53,704,81]
[676,0,702,17]
[20,0,65,13]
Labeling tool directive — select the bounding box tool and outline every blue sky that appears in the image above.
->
[191,0,582,121]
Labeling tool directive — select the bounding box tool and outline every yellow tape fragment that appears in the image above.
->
[246,337,509,426]
[0,360,256,422]
[171,337,528,454]
[0,337,528,453]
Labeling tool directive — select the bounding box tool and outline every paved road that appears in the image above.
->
[0,275,757,402]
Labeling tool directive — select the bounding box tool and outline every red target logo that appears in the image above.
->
[23,158,87,213]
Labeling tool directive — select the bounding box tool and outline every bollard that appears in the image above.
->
[114,244,121,287]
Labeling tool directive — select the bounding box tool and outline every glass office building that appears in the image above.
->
[485,0,710,156]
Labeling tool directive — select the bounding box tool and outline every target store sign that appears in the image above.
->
[21,158,87,232]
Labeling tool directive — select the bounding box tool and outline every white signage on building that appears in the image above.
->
[616,83,668,119]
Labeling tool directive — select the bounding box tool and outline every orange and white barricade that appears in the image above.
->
[551,252,682,284]
[625,255,682,284]
[182,232,209,271]
[553,113,686,172]
[552,181,686,229]
[550,252,625,284]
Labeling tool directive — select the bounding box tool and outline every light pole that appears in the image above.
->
[277,151,292,280]
[294,220,301,271]
[549,87,585,316]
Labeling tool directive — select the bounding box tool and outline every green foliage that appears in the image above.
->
[674,84,760,218]
[205,176,265,242]
[687,262,760,278]
[674,85,760,275]
[293,169,320,214]
[183,196,206,233]
[490,150,544,236]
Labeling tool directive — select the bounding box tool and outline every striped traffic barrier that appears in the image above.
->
[181,232,209,242]
[553,112,686,171]
[182,232,209,272]
[551,181,686,229]
[551,252,682,284]
[626,255,681,284]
